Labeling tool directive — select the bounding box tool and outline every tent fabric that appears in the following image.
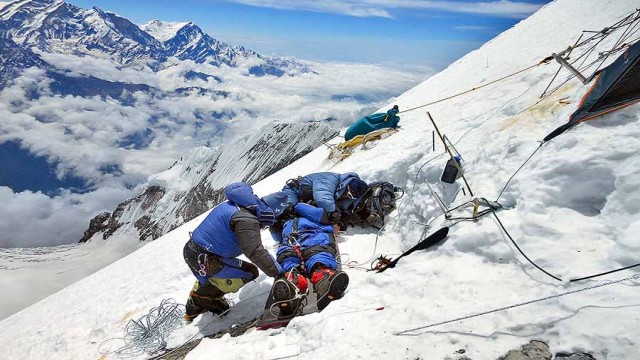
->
[543,41,640,142]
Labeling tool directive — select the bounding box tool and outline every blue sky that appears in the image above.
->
[68,0,551,70]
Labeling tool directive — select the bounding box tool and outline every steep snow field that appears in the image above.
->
[2,0,640,359]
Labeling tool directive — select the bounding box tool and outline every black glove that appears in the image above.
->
[239,260,259,282]
[329,210,342,224]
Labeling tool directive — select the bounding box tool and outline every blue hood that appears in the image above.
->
[224,182,259,209]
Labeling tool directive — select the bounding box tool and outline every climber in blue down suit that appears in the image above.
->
[182,182,289,322]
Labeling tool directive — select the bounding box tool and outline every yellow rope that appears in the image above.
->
[399,58,552,115]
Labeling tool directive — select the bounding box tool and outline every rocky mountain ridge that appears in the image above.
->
[80,121,338,243]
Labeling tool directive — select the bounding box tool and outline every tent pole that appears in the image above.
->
[426,112,474,197]
[553,53,588,84]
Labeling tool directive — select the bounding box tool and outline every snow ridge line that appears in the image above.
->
[393,273,640,336]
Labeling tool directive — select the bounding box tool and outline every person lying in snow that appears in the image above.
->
[269,202,349,316]
[343,105,400,141]
[282,172,369,231]
[182,182,289,323]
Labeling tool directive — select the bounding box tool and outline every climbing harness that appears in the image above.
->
[268,218,313,317]
[394,273,640,336]
[287,218,307,273]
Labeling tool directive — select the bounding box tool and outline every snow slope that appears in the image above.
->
[2,0,640,359]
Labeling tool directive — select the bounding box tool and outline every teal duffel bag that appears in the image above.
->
[344,110,400,141]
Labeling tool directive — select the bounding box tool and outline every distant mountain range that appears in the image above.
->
[0,0,310,77]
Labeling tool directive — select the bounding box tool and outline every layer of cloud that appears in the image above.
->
[0,186,132,248]
[223,0,544,19]
[0,54,427,248]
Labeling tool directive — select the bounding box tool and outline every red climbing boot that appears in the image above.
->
[310,266,349,311]
[271,270,308,318]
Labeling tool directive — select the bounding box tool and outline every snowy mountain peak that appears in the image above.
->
[0,0,309,74]
[141,19,191,42]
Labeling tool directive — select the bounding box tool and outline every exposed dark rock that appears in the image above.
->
[0,38,51,88]
[46,71,151,98]
[79,212,111,243]
[184,70,222,83]
[492,341,596,360]
[141,186,166,211]
[499,340,552,360]
[555,352,596,360]
[134,215,162,241]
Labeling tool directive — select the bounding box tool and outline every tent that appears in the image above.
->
[544,40,640,142]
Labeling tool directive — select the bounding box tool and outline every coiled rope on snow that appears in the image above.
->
[98,298,185,358]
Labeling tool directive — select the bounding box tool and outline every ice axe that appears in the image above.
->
[376,227,449,273]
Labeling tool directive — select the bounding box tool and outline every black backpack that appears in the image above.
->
[351,181,404,228]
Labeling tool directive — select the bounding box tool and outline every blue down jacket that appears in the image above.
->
[282,172,362,214]
[272,203,338,272]
[191,182,280,278]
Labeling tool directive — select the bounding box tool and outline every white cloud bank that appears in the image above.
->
[223,0,545,19]
[0,186,132,248]
[0,55,427,248]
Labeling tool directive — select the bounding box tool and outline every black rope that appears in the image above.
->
[560,10,640,57]
[484,192,640,283]
[591,18,640,75]
[570,262,640,282]
[541,34,584,98]
[495,142,544,203]
[481,198,562,282]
